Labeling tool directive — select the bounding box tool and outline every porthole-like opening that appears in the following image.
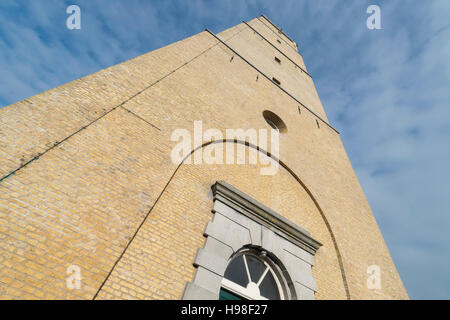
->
[263,110,287,133]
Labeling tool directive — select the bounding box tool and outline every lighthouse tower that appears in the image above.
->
[0,16,407,300]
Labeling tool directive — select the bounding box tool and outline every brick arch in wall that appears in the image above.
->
[175,139,351,300]
[94,139,350,300]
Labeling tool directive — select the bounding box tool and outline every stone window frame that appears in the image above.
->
[182,181,322,300]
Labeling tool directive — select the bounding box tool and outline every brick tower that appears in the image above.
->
[0,16,408,300]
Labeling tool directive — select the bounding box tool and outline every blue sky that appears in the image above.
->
[1,0,449,299]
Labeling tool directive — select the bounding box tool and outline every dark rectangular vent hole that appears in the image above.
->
[277,39,281,44]
[272,77,281,86]
[274,57,281,64]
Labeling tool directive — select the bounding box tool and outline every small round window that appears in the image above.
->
[263,110,287,133]
[220,251,285,300]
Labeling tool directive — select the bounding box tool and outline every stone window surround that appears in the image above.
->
[182,180,322,300]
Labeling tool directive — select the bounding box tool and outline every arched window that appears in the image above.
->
[219,250,285,300]
[182,181,322,301]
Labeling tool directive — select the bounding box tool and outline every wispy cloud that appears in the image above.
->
[292,0,450,299]
[0,0,449,299]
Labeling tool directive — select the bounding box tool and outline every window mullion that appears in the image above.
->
[256,266,270,286]
[243,255,252,283]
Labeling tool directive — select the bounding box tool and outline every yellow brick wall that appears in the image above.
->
[0,18,408,300]
[95,149,348,300]
[253,16,306,70]
[221,19,329,121]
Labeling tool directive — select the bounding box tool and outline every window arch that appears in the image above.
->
[220,249,287,300]
[183,181,322,301]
